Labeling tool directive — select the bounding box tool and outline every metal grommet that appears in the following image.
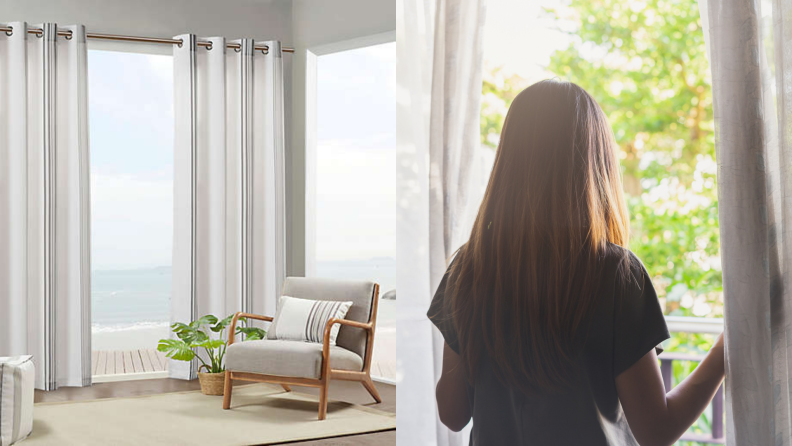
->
[65,31,73,40]
[177,39,183,48]
[206,43,213,51]
[4,26,12,37]
[234,47,241,53]
[35,30,43,38]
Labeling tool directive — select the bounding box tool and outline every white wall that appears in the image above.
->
[289,0,396,276]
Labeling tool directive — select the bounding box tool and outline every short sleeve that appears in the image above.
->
[613,255,671,377]
[427,263,461,354]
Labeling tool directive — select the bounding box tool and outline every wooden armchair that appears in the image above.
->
[222,277,381,420]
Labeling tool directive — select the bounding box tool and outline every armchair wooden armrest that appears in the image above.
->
[227,312,274,346]
[321,318,374,368]
[317,316,380,408]
[324,318,373,335]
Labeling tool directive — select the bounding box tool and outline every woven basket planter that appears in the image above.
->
[198,371,226,396]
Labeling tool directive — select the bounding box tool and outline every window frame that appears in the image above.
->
[87,42,175,381]
[303,31,396,277]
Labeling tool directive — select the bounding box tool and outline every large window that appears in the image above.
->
[89,49,173,378]
[483,0,720,441]
[310,41,396,381]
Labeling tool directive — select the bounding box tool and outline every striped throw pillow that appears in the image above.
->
[268,296,353,346]
[0,355,34,446]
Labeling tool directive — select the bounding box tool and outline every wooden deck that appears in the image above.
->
[92,349,168,375]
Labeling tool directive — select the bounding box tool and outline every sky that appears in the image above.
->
[482,0,573,80]
[89,50,174,271]
[315,42,396,262]
[88,41,395,270]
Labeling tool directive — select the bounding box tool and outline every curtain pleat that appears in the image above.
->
[397,0,487,444]
[701,0,790,441]
[0,22,92,390]
[172,34,199,380]
[253,40,286,320]
[171,35,286,379]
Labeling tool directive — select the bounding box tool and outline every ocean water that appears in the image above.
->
[91,259,396,331]
[314,257,395,294]
[92,267,172,332]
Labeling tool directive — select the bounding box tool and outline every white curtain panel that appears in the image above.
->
[396,0,487,444]
[171,35,286,379]
[0,22,92,390]
[700,0,792,441]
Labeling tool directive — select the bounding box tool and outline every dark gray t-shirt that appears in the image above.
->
[427,247,670,445]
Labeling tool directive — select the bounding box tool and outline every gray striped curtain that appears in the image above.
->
[0,22,92,390]
[170,35,286,380]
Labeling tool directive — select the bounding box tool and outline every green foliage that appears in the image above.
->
[542,0,721,319]
[236,326,267,341]
[481,0,723,442]
[481,67,531,149]
[157,339,196,362]
[157,314,267,374]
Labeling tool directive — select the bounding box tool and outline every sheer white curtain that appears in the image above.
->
[397,0,487,444]
[700,0,792,441]
[0,22,92,390]
[171,35,286,380]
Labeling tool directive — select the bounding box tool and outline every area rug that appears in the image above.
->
[23,384,395,445]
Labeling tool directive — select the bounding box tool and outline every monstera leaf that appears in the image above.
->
[236,326,267,341]
[194,339,225,350]
[210,314,235,333]
[157,339,196,361]
[171,322,209,345]
[191,315,218,330]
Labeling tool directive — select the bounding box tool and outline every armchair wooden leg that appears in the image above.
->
[281,384,292,392]
[222,371,233,409]
[361,376,382,403]
[318,380,329,420]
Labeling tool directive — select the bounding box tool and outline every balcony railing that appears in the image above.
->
[662,316,724,445]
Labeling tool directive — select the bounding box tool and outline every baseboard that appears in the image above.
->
[93,371,169,383]
[371,375,396,385]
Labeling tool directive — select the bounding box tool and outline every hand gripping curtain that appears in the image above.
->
[396,0,487,444]
[0,22,92,390]
[171,35,286,380]
[700,0,792,441]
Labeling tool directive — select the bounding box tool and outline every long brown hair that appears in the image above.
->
[447,79,631,394]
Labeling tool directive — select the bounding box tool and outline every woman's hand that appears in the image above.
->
[713,332,724,352]
[616,334,725,446]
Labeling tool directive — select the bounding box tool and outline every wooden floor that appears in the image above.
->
[35,377,395,445]
[92,349,168,375]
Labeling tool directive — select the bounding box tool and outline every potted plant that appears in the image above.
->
[157,314,266,395]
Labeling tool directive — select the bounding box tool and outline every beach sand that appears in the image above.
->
[92,324,170,351]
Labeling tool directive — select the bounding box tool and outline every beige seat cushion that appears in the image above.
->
[225,340,363,379]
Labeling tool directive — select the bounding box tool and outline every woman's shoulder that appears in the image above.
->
[602,243,649,291]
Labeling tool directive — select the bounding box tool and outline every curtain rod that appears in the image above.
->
[0,25,295,53]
